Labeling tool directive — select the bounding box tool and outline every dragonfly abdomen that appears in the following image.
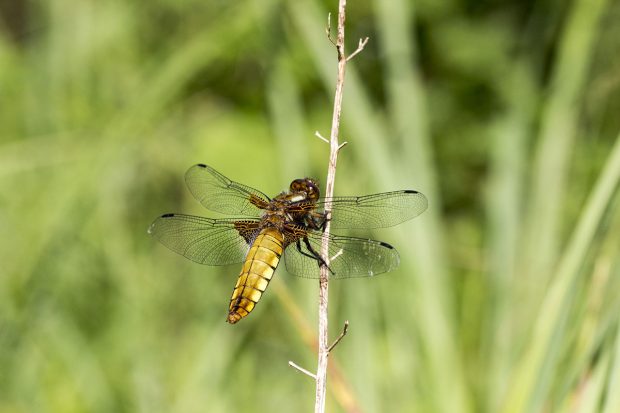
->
[227,227,284,324]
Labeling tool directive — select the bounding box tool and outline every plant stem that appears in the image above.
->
[315,1,348,412]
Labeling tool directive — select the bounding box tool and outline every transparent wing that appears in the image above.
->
[315,190,428,229]
[283,230,400,279]
[148,213,260,265]
[185,164,271,218]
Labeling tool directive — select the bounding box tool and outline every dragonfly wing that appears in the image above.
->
[185,164,271,217]
[283,230,400,279]
[148,213,260,265]
[316,190,428,229]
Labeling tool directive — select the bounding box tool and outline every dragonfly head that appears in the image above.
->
[289,178,320,202]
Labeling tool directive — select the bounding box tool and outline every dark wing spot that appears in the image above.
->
[378,241,395,249]
[161,213,175,218]
[197,163,207,168]
[404,190,419,194]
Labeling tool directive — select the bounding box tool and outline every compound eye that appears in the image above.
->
[290,179,304,192]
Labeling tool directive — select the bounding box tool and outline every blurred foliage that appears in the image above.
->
[1,0,620,412]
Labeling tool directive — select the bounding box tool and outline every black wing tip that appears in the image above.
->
[148,213,176,235]
[186,163,208,174]
[378,240,396,249]
[405,189,429,211]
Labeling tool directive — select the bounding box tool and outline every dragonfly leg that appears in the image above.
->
[300,237,334,275]
[295,239,317,261]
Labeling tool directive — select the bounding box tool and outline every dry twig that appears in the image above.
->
[346,37,369,61]
[287,2,367,412]
[314,1,367,412]
[289,361,317,379]
[327,321,350,354]
[315,131,329,144]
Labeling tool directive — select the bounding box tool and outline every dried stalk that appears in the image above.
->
[314,1,367,412]
[287,2,367,411]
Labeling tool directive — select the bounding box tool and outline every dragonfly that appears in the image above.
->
[148,164,428,324]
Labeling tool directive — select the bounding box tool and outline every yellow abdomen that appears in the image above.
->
[227,227,284,324]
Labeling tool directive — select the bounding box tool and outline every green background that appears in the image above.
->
[1,0,620,411]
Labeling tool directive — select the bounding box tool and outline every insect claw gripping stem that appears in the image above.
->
[302,237,335,275]
[295,239,335,275]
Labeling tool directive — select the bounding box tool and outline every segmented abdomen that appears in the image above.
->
[227,227,284,324]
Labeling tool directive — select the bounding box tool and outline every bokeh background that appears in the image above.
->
[2,0,620,412]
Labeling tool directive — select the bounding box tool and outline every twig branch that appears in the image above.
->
[327,321,349,354]
[330,248,344,262]
[325,13,336,46]
[315,131,329,144]
[289,361,317,379]
[314,1,366,412]
[346,37,369,61]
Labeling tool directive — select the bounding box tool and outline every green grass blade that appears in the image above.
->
[503,132,620,412]
[373,0,470,411]
[521,0,611,286]
[602,314,620,413]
